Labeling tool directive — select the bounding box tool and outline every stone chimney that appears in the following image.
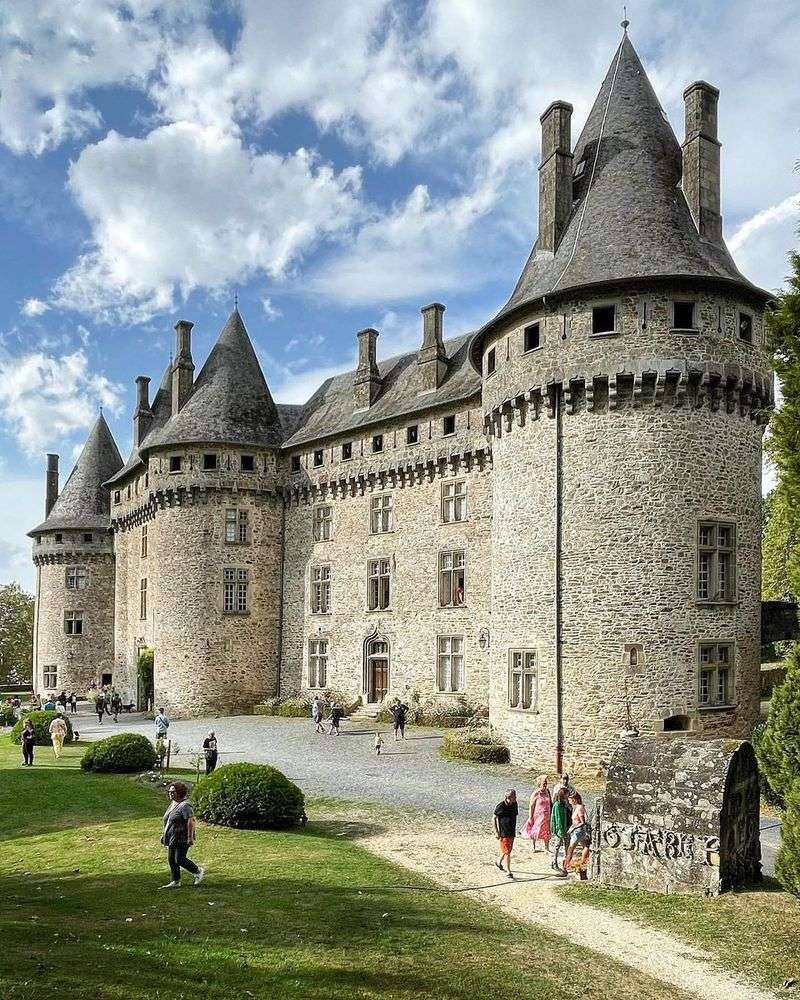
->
[133,376,153,447]
[45,453,59,517]
[418,303,447,393]
[682,81,721,242]
[171,320,195,416]
[354,328,381,409]
[538,100,574,254]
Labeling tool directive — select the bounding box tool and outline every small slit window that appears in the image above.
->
[738,312,753,344]
[406,424,418,445]
[523,323,540,352]
[203,453,217,470]
[443,414,456,436]
[486,347,496,376]
[341,442,353,461]
[672,301,695,330]
[592,304,616,335]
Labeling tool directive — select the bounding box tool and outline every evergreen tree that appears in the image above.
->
[0,582,34,684]
[756,644,800,804]
[775,779,800,896]
[762,484,798,601]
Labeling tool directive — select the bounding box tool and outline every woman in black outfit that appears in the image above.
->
[202,731,218,775]
[21,720,35,766]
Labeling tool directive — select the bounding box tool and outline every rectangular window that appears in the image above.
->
[443,414,456,436]
[441,479,467,523]
[370,494,393,534]
[437,635,465,692]
[486,347,496,376]
[311,565,331,614]
[439,550,466,607]
[83,533,93,543]
[697,521,736,601]
[313,505,333,542]
[367,558,391,611]
[523,322,541,352]
[203,453,218,470]
[592,304,616,335]
[372,434,383,453]
[291,455,301,473]
[141,523,148,558]
[739,312,753,343]
[313,449,324,467]
[113,492,121,505]
[64,611,84,636]
[140,578,147,620]
[43,666,57,689]
[65,566,88,591]
[341,441,353,461]
[309,639,328,688]
[698,642,734,707]
[169,455,182,473]
[225,509,249,545]
[406,424,419,445]
[55,533,63,543]
[509,649,538,710]
[240,454,255,472]
[223,568,249,613]
[673,301,695,329]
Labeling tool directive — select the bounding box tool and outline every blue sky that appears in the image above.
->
[1,0,799,591]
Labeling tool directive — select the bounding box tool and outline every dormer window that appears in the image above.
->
[523,323,541,352]
[739,312,753,344]
[591,304,616,336]
[240,454,255,472]
[169,456,182,473]
[406,424,419,445]
[372,434,383,453]
[573,158,587,179]
[313,449,324,467]
[203,453,217,471]
[291,455,301,474]
[486,348,496,376]
[672,301,696,330]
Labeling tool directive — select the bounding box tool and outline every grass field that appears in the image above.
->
[0,736,689,1000]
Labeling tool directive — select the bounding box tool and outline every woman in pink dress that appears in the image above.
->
[521,775,551,852]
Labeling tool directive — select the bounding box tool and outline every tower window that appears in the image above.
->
[437,635,465,693]
[442,414,456,436]
[291,455,301,474]
[313,505,333,542]
[55,533,63,543]
[698,642,734,708]
[311,564,331,614]
[592,304,616,335]
[225,508,249,545]
[308,639,328,688]
[441,479,467,523]
[738,312,753,343]
[42,666,57,689]
[439,550,466,607]
[406,424,419,445]
[313,449,324,467]
[140,578,147,620]
[65,566,88,591]
[672,301,696,330]
[113,491,121,504]
[341,441,353,461]
[509,649,538,710]
[83,533,93,543]
[169,456,182,473]
[141,523,148,557]
[697,521,736,602]
[203,453,217,470]
[223,568,249,613]
[370,494,394,534]
[367,558,391,611]
[64,611,84,636]
[486,348,496,376]
[372,434,383,453]
[240,454,255,472]
[523,323,541,352]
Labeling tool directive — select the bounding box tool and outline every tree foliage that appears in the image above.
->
[775,780,800,896]
[0,583,34,684]
[755,644,800,805]
[762,484,799,600]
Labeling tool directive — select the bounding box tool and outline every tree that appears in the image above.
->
[756,644,800,805]
[0,583,34,684]
[775,779,800,896]
[762,484,798,600]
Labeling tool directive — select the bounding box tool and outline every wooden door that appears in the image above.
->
[369,659,389,703]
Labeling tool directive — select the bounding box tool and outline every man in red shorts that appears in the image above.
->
[493,789,518,879]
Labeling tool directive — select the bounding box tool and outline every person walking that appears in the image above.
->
[58,691,68,711]
[389,699,409,741]
[69,691,78,714]
[160,781,205,889]
[202,731,218,775]
[563,791,589,871]
[95,693,105,724]
[521,775,552,852]
[549,787,570,875]
[311,696,325,734]
[111,690,122,723]
[155,707,170,740]
[328,702,343,736]
[374,731,384,756]
[49,714,68,759]
[21,719,35,766]
[493,789,518,879]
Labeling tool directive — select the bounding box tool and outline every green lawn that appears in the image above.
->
[562,881,800,994]
[0,736,690,1000]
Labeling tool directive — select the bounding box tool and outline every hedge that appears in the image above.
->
[254,697,310,718]
[11,711,73,746]
[193,762,305,830]
[440,729,509,764]
[81,733,157,773]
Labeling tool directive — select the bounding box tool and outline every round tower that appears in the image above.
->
[471,35,773,772]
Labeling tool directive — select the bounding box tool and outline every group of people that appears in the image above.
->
[94,687,127,723]
[493,774,591,880]
[153,708,219,776]
[311,696,345,736]
[19,713,69,765]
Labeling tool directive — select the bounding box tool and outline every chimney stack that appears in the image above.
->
[538,100,574,254]
[682,81,721,242]
[45,453,59,517]
[134,375,153,447]
[418,303,447,393]
[171,320,195,416]
[354,328,381,409]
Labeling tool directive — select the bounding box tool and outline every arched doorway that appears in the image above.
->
[363,631,390,704]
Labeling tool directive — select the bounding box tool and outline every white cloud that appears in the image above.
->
[728,193,800,293]
[0,349,123,454]
[729,193,800,254]
[261,297,283,322]
[52,123,364,322]
[21,298,50,318]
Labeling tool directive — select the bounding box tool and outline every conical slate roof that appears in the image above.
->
[29,413,123,535]
[105,362,174,486]
[146,308,283,450]
[472,33,768,360]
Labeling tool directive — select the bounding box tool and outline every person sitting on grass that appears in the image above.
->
[160,781,205,889]
[493,789,518,880]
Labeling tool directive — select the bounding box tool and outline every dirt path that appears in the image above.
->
[327,806,776,1000]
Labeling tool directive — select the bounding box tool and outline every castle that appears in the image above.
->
[29,33,773,770]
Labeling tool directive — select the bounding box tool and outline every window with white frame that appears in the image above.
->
[441,479,466,523]
[140,578,147,620]
[141,523,148,558]
[697,521,736,601]
[698,642,734,707]
[313,505,333,542]
[225,508,249,545]
[437,635,465,692]
[64,611,84,636]
[370,494,393,533]
[309,639,328,688]
[223,568,249,613]
[43,666,57,689]
[439,550,466,607]
[311,565,331,614]
[508,649,537,710]
[65,566,88,590]
[368,558,391,611]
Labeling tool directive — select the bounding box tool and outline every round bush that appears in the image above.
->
[80,733,157,773]
[440,729,510,764]
[194,762,305,830]
[11,710,73,746]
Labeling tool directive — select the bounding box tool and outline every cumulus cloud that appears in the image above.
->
[21,298,50,318]
[0,349,123,453]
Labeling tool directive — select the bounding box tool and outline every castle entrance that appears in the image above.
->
[364,634,390,703]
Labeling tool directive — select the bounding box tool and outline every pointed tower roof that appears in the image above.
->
[146,309,283,450]
[472,33,768,362]
[29,413,123,535]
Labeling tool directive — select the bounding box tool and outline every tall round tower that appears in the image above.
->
[471,34,773,771]
[29,415,123,696]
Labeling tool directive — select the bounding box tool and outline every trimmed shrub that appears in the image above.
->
[755,643,800,806]
[194,762,305,830]
[80,733,157,773]
[1,704,17,727]
[775,779,800,896]
[440,728,509,764]
[254,696,311,718]
[11,710,73,746]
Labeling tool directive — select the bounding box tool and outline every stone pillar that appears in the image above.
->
[682,81,721,242]
[171,320,195,415]
[354,327,381,409]
[538,100,574,254]
[418,302,447,393]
